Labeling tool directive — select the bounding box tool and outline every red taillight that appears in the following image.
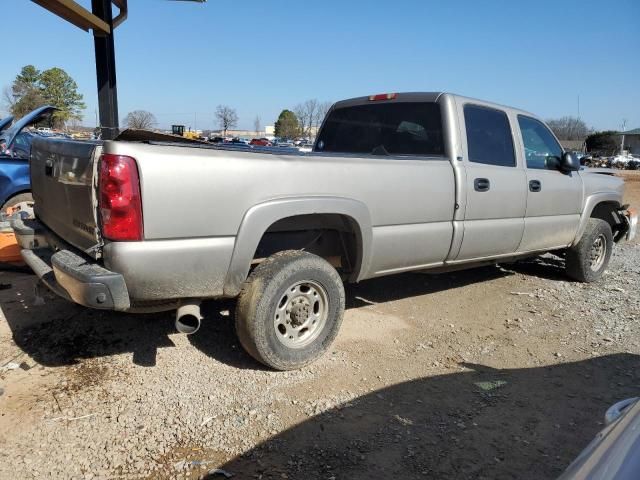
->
[368,93,397,101]
[99,154,143,241]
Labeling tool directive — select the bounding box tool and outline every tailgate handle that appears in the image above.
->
[45,159,53,176]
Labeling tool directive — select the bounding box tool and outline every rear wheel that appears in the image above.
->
[1,192,33,212]
[565,218,613,282]
[236,250,345,370]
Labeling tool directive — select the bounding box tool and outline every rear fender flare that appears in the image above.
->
[223,196,373,296]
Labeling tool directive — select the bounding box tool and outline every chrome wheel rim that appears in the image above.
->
[273,280,328,349]
[589,234,607,271]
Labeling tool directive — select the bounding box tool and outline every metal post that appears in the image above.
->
[92,0,119,140]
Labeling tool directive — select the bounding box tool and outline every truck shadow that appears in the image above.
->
[0,256,565,370]
[502,254,570,282]
[0,270,176,367]
[212,354,640,480]
[345,265,512,309]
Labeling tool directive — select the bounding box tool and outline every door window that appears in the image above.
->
[518,115,563,169]
[464,105,516,167]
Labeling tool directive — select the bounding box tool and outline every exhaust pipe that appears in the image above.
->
[175,300,202,335]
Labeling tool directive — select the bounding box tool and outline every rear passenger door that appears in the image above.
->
[516,115,583,252]
[454,104,527,260]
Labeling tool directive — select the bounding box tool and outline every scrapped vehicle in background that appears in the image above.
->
[249,138,272,147]
[13,92,637,370]
[7,131,36,160]
[0,115,15,150]
[559,397,640,480]
[0,106,56,210]
[273,139,295,148]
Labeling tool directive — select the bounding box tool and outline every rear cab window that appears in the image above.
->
[464,104,516,167]
[315,102,445,157]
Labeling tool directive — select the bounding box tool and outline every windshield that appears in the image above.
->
[316,102,444,156]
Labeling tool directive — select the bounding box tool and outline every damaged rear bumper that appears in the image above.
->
[11,216,130,311]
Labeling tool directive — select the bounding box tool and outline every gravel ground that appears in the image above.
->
[0,171,638,480]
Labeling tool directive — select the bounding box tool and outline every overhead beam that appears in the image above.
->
[31,0,111,34]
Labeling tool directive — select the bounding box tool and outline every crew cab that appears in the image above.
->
[13,92,637,370]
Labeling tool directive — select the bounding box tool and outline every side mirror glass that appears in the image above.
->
[559,152,580,172]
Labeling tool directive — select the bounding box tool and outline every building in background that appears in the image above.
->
[616,128,640,155]
[265,125,275,139]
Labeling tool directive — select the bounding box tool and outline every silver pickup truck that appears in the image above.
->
[13,92,637,370]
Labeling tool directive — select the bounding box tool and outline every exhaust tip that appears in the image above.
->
[176,314,201,334]
[175,301,202,335]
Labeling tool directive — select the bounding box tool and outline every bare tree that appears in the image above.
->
[124,110,157,130]
[317,101,332,124]
[215,105,238,137]
[254,115,261,136]
[2,86,15,114]
[312,100,332,137]
[293,103,307,138]
[546,116,591,141]
[294,99,320,138]
[303,99,318,137]
[67,117,82,131]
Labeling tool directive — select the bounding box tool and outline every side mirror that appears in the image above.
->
[559,151,580,172]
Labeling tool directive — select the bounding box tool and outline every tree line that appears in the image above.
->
[4,66,621,152]
[208,99,332,139]
[274,100,332,139]
[545,116,625,154]
[126,99,332,139]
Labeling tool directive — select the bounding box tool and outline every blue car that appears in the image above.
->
[0,106,55,210]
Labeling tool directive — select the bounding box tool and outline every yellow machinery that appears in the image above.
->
[171,125,200,140]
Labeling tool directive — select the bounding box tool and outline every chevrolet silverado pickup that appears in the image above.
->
[13,92,637,370]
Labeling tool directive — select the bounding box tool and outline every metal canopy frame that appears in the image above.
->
[31,0,130,32]
[31,0,205,140]
[32,0,111,33]
[31,0,128,139]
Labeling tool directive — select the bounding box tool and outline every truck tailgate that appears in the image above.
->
[30,136,102,258]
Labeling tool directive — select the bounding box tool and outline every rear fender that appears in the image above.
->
[223,196,372,296]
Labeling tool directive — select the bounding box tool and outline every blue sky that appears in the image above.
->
[2,0,639,131]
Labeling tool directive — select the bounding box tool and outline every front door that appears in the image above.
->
[516,115,583,252]
[454,103,527,261]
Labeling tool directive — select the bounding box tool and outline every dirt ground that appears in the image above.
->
[0,171,639,480]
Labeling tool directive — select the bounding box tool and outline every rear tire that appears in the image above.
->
[1,192,33,212]
[236,250,345,370]
[565,218,613,282]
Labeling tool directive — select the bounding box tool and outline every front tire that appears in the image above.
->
[565,218,613,282]
[236,250,345,370]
